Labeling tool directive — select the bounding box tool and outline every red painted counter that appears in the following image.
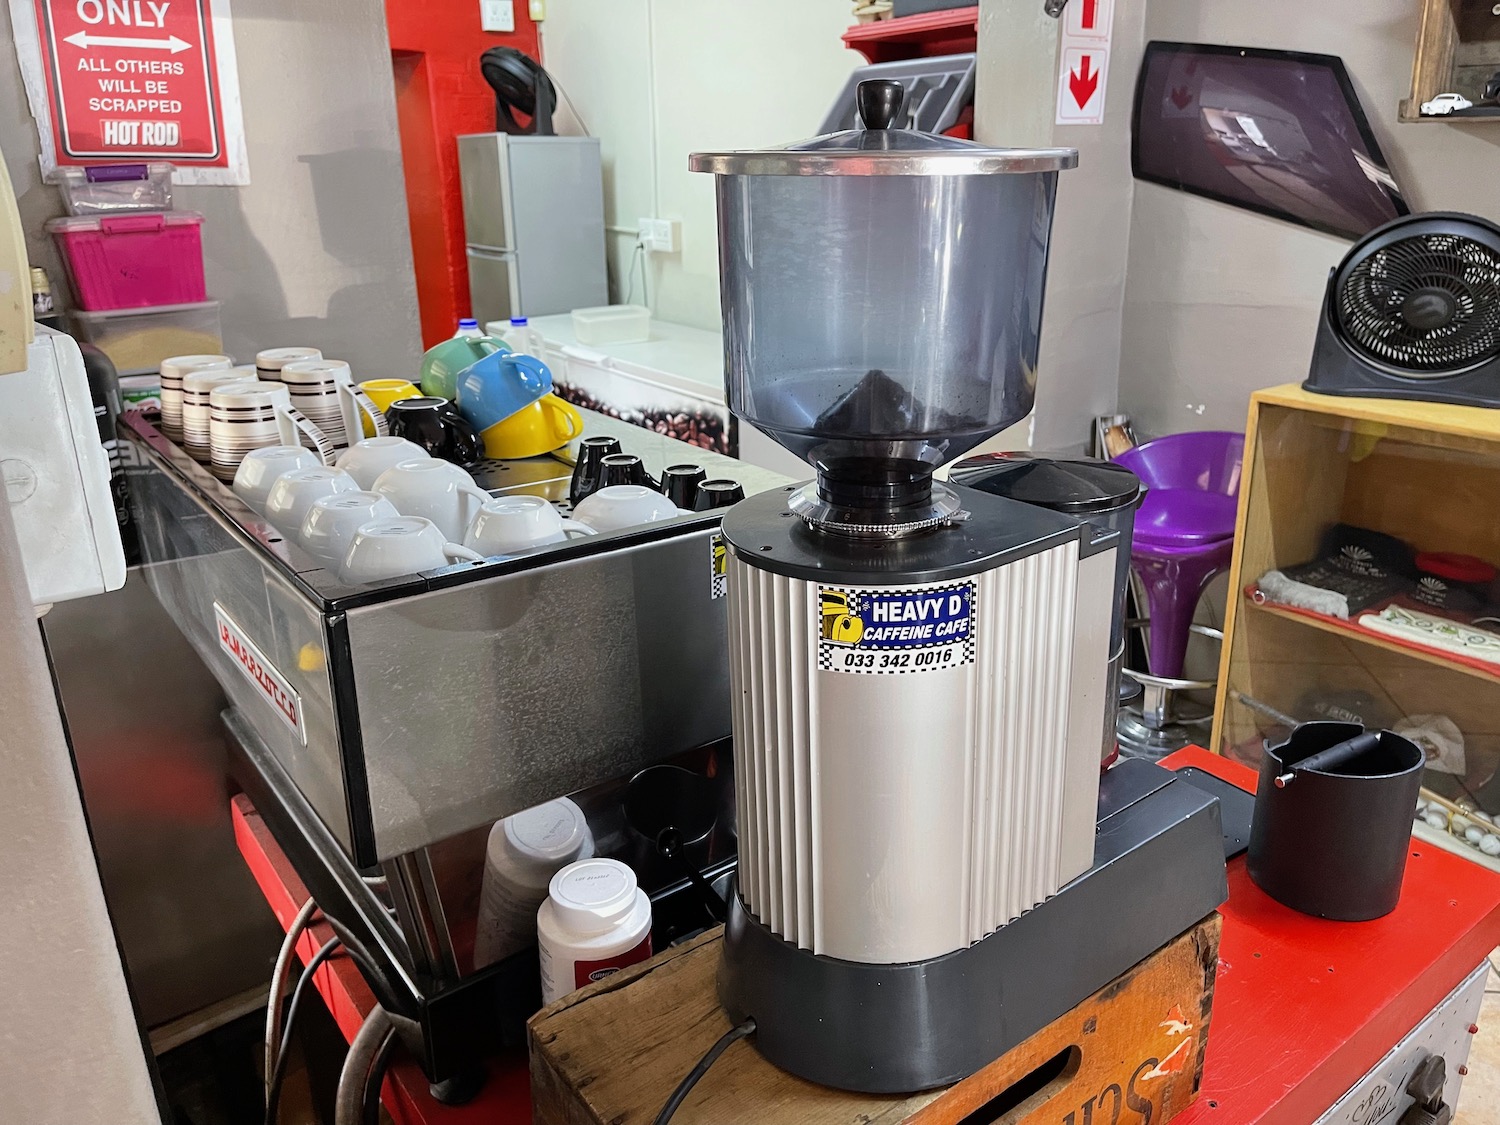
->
[233,748,1500,1124]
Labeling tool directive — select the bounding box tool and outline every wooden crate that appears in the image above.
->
[529,914,1221,1125]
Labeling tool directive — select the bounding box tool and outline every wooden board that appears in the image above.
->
[529,916,1221,1125]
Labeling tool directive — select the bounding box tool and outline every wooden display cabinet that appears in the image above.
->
[1214,385,1500,861]
[1401,0,1500,121]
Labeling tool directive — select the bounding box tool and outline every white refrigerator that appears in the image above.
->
[458,133,609,325]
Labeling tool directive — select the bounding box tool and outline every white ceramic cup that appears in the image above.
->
[159,354,233,441]
[298,490,400,564]
[232,445,321,513]
[209,380,335,481]
[256,346,323,382]
[572,485,684,532]
[263,466,359,533]
[465,494,597,555]
[371,457,490,541]
[334,436,428,490]
[182,368,261,462]
[339,517,483,584]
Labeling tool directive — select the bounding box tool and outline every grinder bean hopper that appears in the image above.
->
[692,82,1229,1093]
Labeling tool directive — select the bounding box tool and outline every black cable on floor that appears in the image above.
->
[265,936,342,1125]
[651,1018,756,1125]
[361,1025,399,1125]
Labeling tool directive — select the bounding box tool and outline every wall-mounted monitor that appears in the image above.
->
[1132,42,1409,240]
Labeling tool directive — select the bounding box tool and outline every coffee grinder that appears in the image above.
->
[690,81,1228,1093]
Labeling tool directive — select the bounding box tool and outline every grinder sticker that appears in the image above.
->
[816,580,976,674]
[710,534,727,599]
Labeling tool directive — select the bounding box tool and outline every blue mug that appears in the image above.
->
[457,352,553,431]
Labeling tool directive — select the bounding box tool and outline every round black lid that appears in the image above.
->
[949,452,1143,514]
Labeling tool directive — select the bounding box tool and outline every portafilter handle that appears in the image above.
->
[856,79,905,131]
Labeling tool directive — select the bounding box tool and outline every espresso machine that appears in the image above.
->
[691,81,1229,1093]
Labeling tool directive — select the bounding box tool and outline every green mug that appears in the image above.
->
[420,334,510,401]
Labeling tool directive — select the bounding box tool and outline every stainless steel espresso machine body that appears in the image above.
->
[693,80,1228,1093]
[120,407,784,1084]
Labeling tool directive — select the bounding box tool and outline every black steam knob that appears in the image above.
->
[856,79,905,131]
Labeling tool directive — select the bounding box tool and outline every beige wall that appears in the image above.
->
[0,0,421,375]
[540,0,861,331]
[975,0,1149,452]
[1118,0,1500,438]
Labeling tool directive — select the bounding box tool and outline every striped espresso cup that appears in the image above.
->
[159,353,233,442]
[182,366,258,462]
[255,346,322,382]
[208,380,334,482]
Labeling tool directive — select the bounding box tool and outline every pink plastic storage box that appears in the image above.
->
[46,211,207,311]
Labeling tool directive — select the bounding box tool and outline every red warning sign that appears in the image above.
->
[31,0,232,166]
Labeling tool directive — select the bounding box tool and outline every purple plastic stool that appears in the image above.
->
[1114,431,1244,679]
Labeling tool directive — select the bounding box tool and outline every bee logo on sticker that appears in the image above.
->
[710,535,727,599]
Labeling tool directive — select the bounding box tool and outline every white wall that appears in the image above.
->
[974,0,1149,453]
[539,0,861,331]
[0,503,161,1125]
[1118,0,1500,438]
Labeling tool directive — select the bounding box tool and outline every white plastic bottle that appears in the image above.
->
[472,797,593,970]
[453,317,484,339]
[497,316,543,356]
[538,858,653,1004]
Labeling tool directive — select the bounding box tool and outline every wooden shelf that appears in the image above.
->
[842,6,979,64]
[1245,594,1500,687]
[1400,0,1500,123]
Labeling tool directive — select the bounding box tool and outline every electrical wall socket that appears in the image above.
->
[637,218,680,254]
[480,0,515,31]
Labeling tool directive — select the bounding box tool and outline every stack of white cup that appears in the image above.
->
[474,798,594,970]
[230,438,681,587]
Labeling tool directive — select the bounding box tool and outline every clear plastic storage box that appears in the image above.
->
[571,304,651,346]
[55,162,175,215]
[71,301,223,376]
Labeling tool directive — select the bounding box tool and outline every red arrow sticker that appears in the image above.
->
[1069,54,1100,109]
[1065,0,1111,40]
[1057,46,1109,124]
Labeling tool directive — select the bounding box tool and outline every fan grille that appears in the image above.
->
[1337,232,1500,374]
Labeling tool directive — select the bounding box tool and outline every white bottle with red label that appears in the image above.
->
[537,858,653,1004]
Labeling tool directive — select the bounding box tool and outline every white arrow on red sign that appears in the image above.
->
[64,31,193,53]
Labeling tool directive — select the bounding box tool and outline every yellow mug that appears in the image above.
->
[358,379,423,437]
[480,393,584,459]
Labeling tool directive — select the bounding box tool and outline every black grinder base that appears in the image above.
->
[717,760,1229,1094]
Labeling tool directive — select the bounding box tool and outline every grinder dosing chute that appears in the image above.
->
[690,80,1077,536]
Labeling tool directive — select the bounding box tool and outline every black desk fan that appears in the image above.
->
[1305,212,1500,406]
[480,46,556,135]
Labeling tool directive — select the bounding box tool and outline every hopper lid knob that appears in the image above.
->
[856,79,905,131]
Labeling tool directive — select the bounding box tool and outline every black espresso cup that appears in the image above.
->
[570,435,622,504]
[694,479,745,511]
[661,464,707,510]
[385,396,484,467]
[600,453,654,490]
